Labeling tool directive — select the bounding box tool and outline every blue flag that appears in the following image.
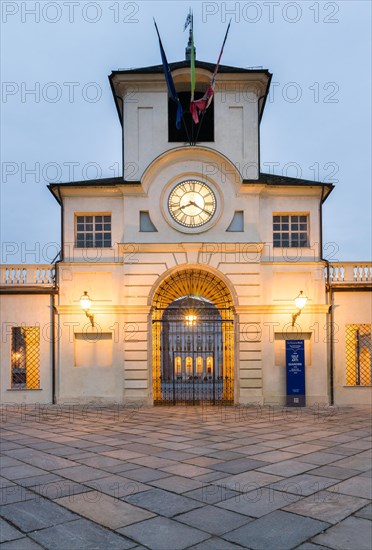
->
[154,19,183,129]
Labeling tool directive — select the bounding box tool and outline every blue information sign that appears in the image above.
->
[286,340,305,407]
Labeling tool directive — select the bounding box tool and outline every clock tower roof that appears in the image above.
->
[109,60,272,125]
[48,173,333,204]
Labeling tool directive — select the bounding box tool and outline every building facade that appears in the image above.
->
[1,59,371,407]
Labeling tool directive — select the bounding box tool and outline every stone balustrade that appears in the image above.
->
[0,265,55,286]
[1,262,371,288]
[327,262,372,284]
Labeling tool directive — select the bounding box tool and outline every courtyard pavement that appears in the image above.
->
[0,403,371,550]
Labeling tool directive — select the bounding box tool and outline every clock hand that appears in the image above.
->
[180,202,193,210]
[189,201,210,215]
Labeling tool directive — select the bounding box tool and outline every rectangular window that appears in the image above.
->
[11,327,40,389]
[345,324,371,386]
[75,215,111,248]
[273,214,309,247]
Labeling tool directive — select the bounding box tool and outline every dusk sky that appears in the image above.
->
[1,0,371,263]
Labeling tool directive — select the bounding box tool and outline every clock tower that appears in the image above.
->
[48,51,333,407]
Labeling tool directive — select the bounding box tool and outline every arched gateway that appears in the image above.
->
[151,269,235,405]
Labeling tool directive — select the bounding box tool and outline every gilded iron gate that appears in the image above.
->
[153,297,234,405]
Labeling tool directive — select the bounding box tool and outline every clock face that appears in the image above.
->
[168,180,217,228]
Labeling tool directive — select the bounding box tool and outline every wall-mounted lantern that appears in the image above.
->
[292,291,307,326]
[80,291,94,327]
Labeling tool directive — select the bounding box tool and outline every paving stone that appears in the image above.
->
[296,543,333,549]
[359,468,372,478]
[176,504,249,535]
[29,518,135,549]
[30,478,91,499]
[184,456,224,467]
[330,454,371,471]
[0,537,45,549]
[212,470,282,492]
[118,516,209,550]
[252,450,306,466]
[77,455,127,468]
[53,465,112,482]
[0,485,37,505]
[354,503,372,520]
[342,439,372,450]
[0,442,22,451]
[205,451,246,461]
[0,465,48,480]
[257,459,317,477]
[335,474,372,499]
[0,457,25,468]
[223,510,330,549]
[187,447,230,456]
[312,516,372,549]
[284,490,369,523]
[0,477,16,488]
[123,487,203,517]
[128,456,178,468]
[283,443,328,454]
[104,463,142,474]
[0,497,78,532]
[269,473,339,496]
[217,486,302,517]
[84,445,117,453]
[183,485,242,505]
[326,446,360,456]
[153,450,196,461]
[295,451,343,465]
[4,449,77,470]
[149,474,204,494]
[56,492,154,529]
[14,473,63,487]
[308,465,361,480]
[210,458,269,474]
[120,467,171,483]
[188,537,246,549]
[195,471,231,482]
[0,517,24,543]
[160,463,214,478]
[84,474,150,498]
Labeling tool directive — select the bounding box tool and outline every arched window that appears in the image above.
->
[175,356,182,376]
[196,356,203,375]
[186,356,193,376]
[207,356,213,374]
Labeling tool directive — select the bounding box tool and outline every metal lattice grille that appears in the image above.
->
[345,324,371,386]
[153,290,234,405]
[11,327,40,389]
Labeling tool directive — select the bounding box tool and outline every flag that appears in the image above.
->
[184,10,192,31]
[154,19,183,129]
[190,20,231,124]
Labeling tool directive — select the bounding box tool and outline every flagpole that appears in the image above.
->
[192,19,231,145]
[190,10,195,146]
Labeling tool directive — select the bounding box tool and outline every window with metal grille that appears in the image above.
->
[273,215,309,247]
[75,215,111,248]
[11,327,40,389]
[345,324,371,386]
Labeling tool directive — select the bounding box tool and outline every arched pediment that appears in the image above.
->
[141,146,242,193]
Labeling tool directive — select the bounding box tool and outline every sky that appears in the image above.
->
[1,0,371,264]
